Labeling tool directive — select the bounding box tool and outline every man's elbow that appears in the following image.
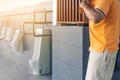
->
[93,18,101,23]
[93,9,105,23]
[92,13,105,23]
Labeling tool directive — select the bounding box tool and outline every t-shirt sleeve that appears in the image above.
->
[95,0,113,16]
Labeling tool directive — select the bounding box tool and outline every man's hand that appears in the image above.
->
[79,0,90,12]
[79,1,88,9]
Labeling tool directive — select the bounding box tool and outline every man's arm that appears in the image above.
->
[79,1,105,23]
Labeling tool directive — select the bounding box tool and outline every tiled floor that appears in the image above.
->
[0,40,52,80]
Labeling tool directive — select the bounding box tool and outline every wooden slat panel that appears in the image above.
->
[57,0,59,21]
[69,0,72,22]
[62,0,65,21]
[72,0,75,22]
[75,0,78,22]
[78,0,81,22]
[58,0,59,21]
[57,0,88,25]
[66,0,69,22]
[60,0,62,21]
[64,0,66,22]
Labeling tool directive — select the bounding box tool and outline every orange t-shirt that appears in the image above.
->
[89,0,120,53]
[119,3,120,37]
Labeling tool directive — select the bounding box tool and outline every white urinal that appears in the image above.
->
[10,29,23,53]
[29,29,51,75]
[0,27,7,40]
[5,27,14,41]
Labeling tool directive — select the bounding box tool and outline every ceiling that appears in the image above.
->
[0,0,50,11]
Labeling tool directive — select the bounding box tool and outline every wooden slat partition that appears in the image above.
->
[63,0,66,22]
[61,0,63,21]
[57,0,88,26]
[75,0,78,22]
[78,0,81,22]
[66,0,69,22]
[69,0,72,22]
[57,0,60,22]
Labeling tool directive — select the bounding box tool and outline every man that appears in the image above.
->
[79,0,120,80]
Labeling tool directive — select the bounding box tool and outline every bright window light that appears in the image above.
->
[0,0,50,11]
